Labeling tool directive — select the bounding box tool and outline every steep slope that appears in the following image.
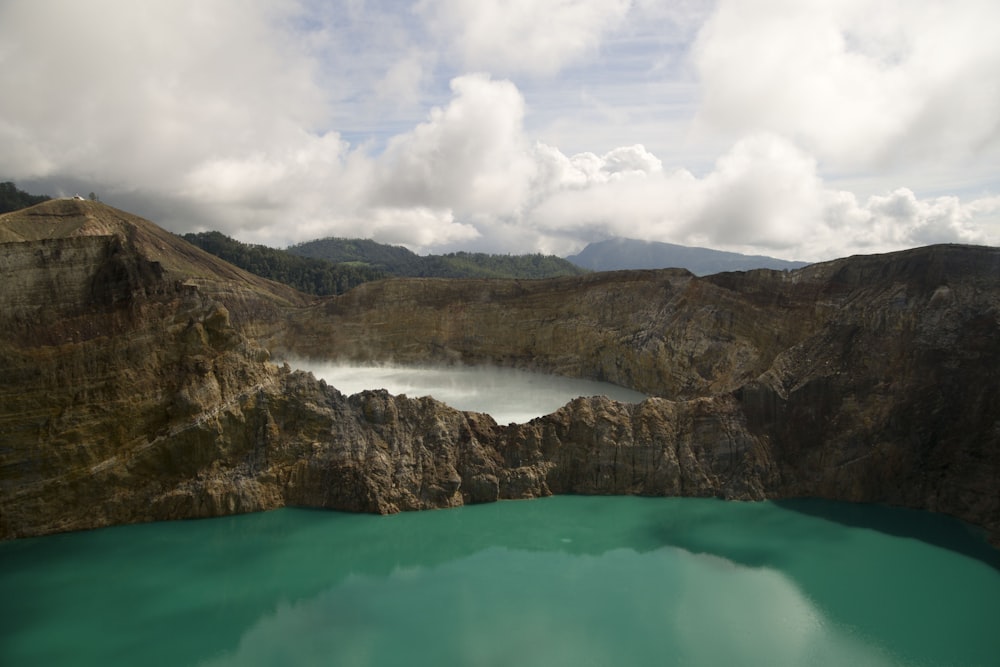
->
[0,198,309,322]
[0,200,309,535]
[566,237,809,274]
[1,200,998,549]
[271,245,1000,544]
[0,199,309,335]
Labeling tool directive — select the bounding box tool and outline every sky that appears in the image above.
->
[2,0,999,261]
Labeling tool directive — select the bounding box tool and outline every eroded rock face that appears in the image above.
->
[1,200,998,549]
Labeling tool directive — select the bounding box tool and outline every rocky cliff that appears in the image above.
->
[1,200,997,548]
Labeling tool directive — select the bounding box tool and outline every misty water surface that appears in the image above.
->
[291,361,648,423]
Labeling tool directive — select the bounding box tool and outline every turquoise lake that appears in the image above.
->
[2,496,998,666]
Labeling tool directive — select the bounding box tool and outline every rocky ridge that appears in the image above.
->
[1,199,997,547]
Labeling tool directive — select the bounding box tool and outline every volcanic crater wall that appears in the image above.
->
[1,201,998,548]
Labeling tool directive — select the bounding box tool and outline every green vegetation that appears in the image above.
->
[186,232,588,295]
[182,231,385,295]
[288,237,588,279]
[289,237,423,274]
[0,182,51,213]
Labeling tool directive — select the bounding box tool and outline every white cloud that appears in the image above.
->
[526,143,683,241]
[0,0,996,263]
[176,73,526,250]
[374,53,430,110]
[0,0,329,186]
[417,0,632,76]
[354,207,480,248]
[693,0,1000,168]
[527,135,818,248]
[520,133,993,260]
[840,188,989,249]
[181,133,349,208]
[372,74,536,217]
[695,134,823,248]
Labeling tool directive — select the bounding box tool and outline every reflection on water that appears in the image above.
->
[201,545,900,667]
[289,361,648,423]
[2,497,998,667]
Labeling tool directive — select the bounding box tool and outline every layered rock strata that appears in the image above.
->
[1,200,997,548]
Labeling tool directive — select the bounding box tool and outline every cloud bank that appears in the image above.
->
[1,0,997,261]
[694,0,1000,168]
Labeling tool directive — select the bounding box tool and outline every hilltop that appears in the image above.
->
[0,198,306,309]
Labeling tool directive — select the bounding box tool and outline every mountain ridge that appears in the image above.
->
[287,235,587,279]
[566,237,809,275]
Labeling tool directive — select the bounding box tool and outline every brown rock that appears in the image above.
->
[1,200,998,551]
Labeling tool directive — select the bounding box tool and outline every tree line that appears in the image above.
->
[182,231,386,296]
[187,231,589,296]
[0,181,51,213]
[288,236,588,279]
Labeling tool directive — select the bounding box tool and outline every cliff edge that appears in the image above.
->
[1,200,997,548]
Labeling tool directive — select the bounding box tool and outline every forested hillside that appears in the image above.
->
[182,231,385,295]
[288,237,423,273]
[0,182,51,213]
[288,237,588,279]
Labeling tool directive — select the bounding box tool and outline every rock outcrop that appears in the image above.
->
[1,200,997,548]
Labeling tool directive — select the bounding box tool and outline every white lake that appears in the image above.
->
[291,362,648,423]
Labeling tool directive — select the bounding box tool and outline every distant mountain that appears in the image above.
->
[288,237,588,280]
[565,238,809,275]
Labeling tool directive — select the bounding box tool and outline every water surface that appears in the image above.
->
[291,362,648,423]
[2,496,998,666]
